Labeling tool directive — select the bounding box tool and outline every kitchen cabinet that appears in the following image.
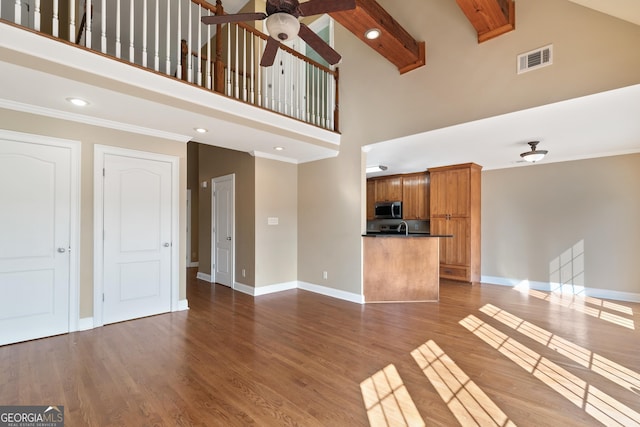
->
[366,180,376,220]
[429,163,481,283]
[375,176,402,202]
[402,172,429,220]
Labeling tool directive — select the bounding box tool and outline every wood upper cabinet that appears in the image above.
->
[402,172,429,220]
[429,163,482,283]
[375,176,402,202]
[366,180,376,220]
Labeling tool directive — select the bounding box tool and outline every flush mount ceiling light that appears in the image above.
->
[194,127,208,133]
[520,141,548,163]
[66,97,89,107]
[265,12,300,42]
[365,28,381,40]
[366,165,388,173]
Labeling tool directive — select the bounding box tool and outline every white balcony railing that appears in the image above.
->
[0,0,339,131]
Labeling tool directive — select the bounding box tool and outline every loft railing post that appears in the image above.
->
[334,67,340,132]
[214,0,225,94]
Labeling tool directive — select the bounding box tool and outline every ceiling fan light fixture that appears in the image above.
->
[366,165,388,173]
[265,12,300,42]
[365,28,381,40]
[520,141,548,163]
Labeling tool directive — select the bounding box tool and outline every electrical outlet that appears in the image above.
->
[322,271,328,280]
[242,269,246,278]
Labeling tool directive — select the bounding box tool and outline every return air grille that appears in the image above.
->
[517,45,553,74]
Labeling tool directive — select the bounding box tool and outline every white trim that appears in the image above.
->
[0,129,82,333]
[298,281,365,304]
[482,275,640,303]
[234,281,298,297]
[93,145,180,327]
[176,299,190,311]
[196,271,212,282]
[0,99,191,143]
[78,317,94,331]
[188,261,199,268]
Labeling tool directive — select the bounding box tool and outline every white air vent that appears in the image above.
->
[517,45,553,74]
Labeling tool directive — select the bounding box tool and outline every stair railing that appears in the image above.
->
[0,0,339,132]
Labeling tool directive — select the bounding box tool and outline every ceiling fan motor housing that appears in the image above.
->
[266,0,301,17]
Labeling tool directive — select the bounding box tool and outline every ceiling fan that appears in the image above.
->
[201,0,356,67]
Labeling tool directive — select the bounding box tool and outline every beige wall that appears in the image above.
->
[187,142,199,263]
[482,154,640,294]
[298,0,640,295]
[197,144,256,283]
[0,108,187,318]
[255,157,298,286]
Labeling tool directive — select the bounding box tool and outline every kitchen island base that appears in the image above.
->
[363,235,440,302]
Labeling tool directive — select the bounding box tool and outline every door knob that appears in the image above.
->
[163,242,170,247]
[226,237,231,241]
[57,247,66,253]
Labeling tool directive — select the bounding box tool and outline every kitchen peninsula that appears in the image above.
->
[362,233,451,303]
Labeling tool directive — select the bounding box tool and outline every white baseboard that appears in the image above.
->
[196,271,213,282]
[234,281,297,296]
[298,281,365,304]
[77,317,94,331]
[482,275,640,303]
[176,299,189,311]
[188,261,199,268]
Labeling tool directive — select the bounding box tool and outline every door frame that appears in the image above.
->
[93,145,179,328]
[0,129,81,332]
[211,173,235,288]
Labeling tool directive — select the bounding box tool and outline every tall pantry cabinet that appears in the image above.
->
[429,163,482,283]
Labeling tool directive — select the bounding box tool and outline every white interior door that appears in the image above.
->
[212,174,234,287]
[102,153,173,324]
[0,136,72,345]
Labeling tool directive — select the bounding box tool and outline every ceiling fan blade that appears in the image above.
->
[298,0,356,17]
[201,12,267,25]
[260,37,281,67]
[298,24,341,65]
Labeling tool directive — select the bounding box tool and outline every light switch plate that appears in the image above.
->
[267,217,279,225]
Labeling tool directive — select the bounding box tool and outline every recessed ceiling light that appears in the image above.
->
[274,146,285,151]
[194,128,208,133]
[365,28,381,40]
[66,97,89,107]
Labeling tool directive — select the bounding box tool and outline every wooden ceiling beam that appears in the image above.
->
[456,0,515,43]
[329,0,425,74]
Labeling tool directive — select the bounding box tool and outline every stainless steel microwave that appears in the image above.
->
[374,201,402,219]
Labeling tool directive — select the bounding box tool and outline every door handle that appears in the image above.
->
[57,247,66,253]
[226,237,231,241]
[163,242,170,247]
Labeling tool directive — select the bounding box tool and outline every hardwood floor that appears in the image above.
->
[1,270,639,426]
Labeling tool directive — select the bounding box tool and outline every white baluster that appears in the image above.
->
[250,33,255,104]
[226,23,231,95]
[206,11,211,90]
[154,0,159,71]
[142,0,147,67]
[165,0,171,74]
[129,0,134,62]
[197,4,202,86]
[242,27,247,101]
[100,0,106,53]
[177,0,182,79]
[115,0,121,58]
[69,0,75,43]
[33,0,40,31]
[85,0,92,48]
[234,24,239,99]
[52,0,58,37]
[14,0,21,26]
[187,0,192,83]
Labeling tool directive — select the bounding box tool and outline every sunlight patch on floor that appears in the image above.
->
[411,340,517,427]
[520,288,635,330]
[480,303,640,396]
[360,364,425,427]
[460,314,640,426]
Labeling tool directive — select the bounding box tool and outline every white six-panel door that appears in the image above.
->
[95,147,177,326]
[212,174,234,288]
[0,132,79,346]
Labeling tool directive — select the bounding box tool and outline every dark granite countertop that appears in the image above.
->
[362,232,453,238]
